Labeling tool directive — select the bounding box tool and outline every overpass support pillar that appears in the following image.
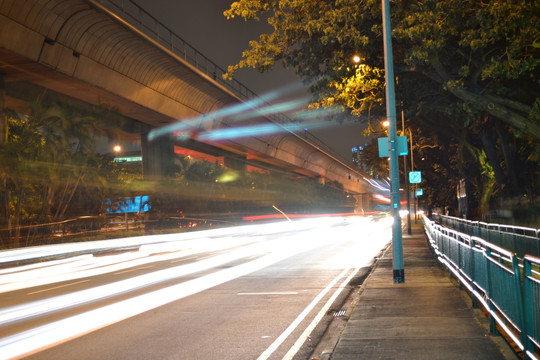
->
[0,74,6,145]
[0,74,8,245]
[354,193,371,214]
[141,134,176,181]
[224,156,246,172]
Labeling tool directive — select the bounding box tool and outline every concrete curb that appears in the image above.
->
[309,244,391,360]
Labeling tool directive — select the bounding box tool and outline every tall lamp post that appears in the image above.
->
[402,110,412,235]
[407,128,418,224]
[382,0,404,283]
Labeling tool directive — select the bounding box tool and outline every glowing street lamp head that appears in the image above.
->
[382,120,390,128]
[352,55,361,63]
[113,145,121,152]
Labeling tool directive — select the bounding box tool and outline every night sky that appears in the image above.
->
[136,0,369,161]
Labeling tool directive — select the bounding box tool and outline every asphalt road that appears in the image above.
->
[0,216,392,360]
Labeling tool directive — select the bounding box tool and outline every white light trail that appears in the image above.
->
[0,221,339,360]
[0,255,91,276]
[0,216,391,360]
[0,243,269,326]
[0,230,266,293]
[0,218,330,265]
[147,82,305,141]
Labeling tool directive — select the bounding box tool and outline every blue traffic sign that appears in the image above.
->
[377,136,408,157]
[409,171,422,184]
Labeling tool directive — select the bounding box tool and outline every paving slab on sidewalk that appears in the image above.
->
[330,226,509,360]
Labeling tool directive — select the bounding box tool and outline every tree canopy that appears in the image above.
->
[224,0,540,222]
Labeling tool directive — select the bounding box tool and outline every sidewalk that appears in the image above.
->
[326,225,514,360]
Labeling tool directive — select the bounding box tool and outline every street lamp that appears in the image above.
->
[382,0,404,283]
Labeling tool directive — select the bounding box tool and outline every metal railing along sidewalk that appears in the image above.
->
[432,214,540,257]
[424,215,540,360]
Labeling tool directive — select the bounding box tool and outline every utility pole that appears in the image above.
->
[382,0,404,283]
[402,110,412,235]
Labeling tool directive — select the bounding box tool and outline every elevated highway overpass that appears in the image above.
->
[0,0,379,199]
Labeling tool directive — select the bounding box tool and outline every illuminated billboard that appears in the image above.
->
[105,196,150,214]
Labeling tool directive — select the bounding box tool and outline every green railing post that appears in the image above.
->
[513,228,518,255]
[522,258,534,357]
[512,255,527,352]
[457,234,463,290]
[485,247,499,335]
[470,238,478,308]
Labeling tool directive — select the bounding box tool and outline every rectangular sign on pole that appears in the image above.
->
[416,188,423,196]
[378,136,408,157]
[377,137,387,157]
[409,171,422,184]
[106,195,150,214]
[377,138,387,157]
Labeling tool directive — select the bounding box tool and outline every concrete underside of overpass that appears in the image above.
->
[0,0,373,195]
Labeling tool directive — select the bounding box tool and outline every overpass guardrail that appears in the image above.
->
[94,0,258,103]
[432,214,540,258]
[423,215,540,360]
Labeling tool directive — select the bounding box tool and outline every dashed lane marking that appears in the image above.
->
[237,292,298,295]
[27,280,91,295]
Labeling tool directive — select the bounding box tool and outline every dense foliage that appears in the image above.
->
[0,96,131,248]
[224,0,540,222]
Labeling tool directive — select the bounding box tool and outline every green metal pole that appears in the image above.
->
[382,0,404,283]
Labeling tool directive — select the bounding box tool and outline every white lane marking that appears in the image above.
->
[27,280,91,295]
[256,267,350,360]
[237,292,298,295]
[114,265,154,275]
[170,255,199,263]
[282,266,361,360]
